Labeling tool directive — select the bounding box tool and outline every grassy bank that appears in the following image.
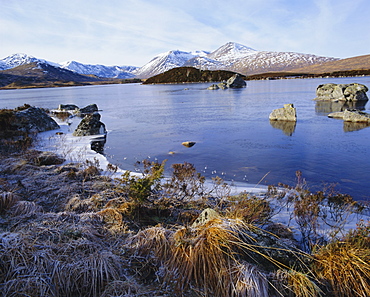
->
[0,107,369,296]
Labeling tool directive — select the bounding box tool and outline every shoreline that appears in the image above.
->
[38,115,269,196]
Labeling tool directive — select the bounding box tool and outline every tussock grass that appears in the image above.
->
[11,200,43,216]
[127,216,313,297]
[0,191,20,213]
[313,241,370,297]
[230,261,269,297]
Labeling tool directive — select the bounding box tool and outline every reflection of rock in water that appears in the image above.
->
[315,101,367,114]
[269,120,296,136]
[90,136,106,154]
[343,121,370,132]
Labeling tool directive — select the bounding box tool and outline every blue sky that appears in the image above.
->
[1,0,369,66]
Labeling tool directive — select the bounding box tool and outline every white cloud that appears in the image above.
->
[1,0,369,65]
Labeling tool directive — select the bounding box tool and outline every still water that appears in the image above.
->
[1,77,370,200]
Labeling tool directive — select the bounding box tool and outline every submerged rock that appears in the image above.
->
[315,83,369,102]
[269,104,297,122]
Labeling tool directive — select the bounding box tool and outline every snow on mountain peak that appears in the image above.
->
[207,42,258,62]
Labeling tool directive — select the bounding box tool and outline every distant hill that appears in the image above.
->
[288,54,370,74]
[246,54,370,80]
[0,61,140,89]
[142,67,245,84]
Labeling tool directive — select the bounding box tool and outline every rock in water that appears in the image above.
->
[58,104,79,112]
[79,104,99,115]
[182,141,196,148]
[73,112,107,136]
[226,74,247,88]
[269,104,297,122]
[328,109,370,122]
[207,84,219,90]
[315,83,368,102]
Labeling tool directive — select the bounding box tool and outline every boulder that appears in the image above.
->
[79,104,99,115]
[226,74,247,88]
[315,83,368,102]
[192,208,220,227]
[58,104,79,111]
[73,112,107,136]
[207,84,219,90]
[15,107,60,133]
[328,109,370,122]
[182,141,196,148]
[269,104,297,122]
[218,82,228,89]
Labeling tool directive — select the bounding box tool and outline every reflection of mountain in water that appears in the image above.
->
[315,101,367,115]
[269,120,296,136]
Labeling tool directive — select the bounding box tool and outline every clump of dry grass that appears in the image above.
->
[273,269,322,297]
[226,193,273,224]
[230,261,269,297]
[0,191,20,213]
[126,215,311,297]
[313,241,370,296]
[11,200,43,216]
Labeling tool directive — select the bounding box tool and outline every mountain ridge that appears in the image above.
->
[1,42,369,83]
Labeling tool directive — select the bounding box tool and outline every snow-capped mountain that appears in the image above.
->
[206,42,257,64]
[133,50,209,79]
[0,54,138,78]
[1,43,339,80]
[0,53,58,70]
[136,42,338,78]
[59,61,138,79]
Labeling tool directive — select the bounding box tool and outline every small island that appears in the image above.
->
[142,66,246,84]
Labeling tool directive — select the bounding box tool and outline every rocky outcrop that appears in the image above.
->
[79,104,99,115]
[328,109,370,122]
[269,104,297,122]
[73,112,107,136]
[226,74,246,88]
[208,75,246,90]
[315,83,369,102]
[15,106,60,133]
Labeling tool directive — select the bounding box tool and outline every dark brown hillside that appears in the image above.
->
[143,67,246,84]
[0,62,142,89]
[289,54,370,74]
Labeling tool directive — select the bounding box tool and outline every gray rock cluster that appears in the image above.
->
[315,83,369,102]
[15,106,60,133]
[207,74,246,90]
[58,103,99,116]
